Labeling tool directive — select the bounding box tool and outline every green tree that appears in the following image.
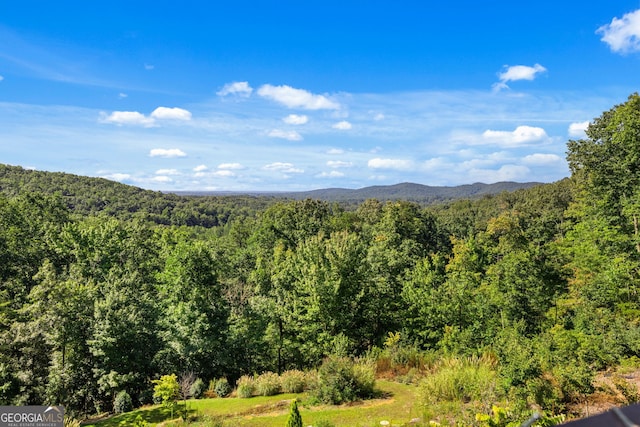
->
[285,399,303,427]
[152,374,180,419]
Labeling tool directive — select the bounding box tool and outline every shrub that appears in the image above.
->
[214,377,231,397]
[63,417,81,427]
[281,370,306,393]
[285,399,303,427]
[236,375,255,398]
[315,420,336,427]
[312,356,376,404]
[113,390,133,414]
[190,378,206,399]
[418,356,498,406]
[255,371,281,396]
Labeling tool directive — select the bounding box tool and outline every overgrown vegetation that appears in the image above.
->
[1,95,640,424]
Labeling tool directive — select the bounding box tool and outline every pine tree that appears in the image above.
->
[285,399,303,427]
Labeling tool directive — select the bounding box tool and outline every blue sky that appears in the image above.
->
[1,1,640,191]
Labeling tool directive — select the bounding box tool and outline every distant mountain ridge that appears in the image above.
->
[174,181,542,204]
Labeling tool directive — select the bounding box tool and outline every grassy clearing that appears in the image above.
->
[83,380,421,427]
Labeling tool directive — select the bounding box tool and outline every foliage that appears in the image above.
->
[254,371,281,396]
[285,399,303,427]
[190,377,206,399]
[113,390,133,414]
[312,356,376,404]
[236,375,255,398]
[213,377,231,398]
[152,374,180,418]
[280,370,307,393]
[418,356,498,406]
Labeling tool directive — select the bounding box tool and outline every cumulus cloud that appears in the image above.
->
[0,75,3,82]
[217,81,253,97]
[368,158,413,170]
[257,84,340,110]
[211,170,236,177]
[193,165,208,172]
[118,93,127,99]
[102,111,155,127]
[568,121,590,137]
[492,64,547,91]
[469,165,531,183]
[597,9,640,53]
[102,106,192,126]
[522,153,562,165]
[151,107,192,120]
[332,120,352,130]
[102,173,131,182]
[263,162,304,173]
[267,129,303,141]
[155,169,180,175]
[482,125,549,147]
[317,171,345,178]
[373,112,385,121]
[218,163,244,170]
[149,148,187,158]
[152,176,173,183]
[327,160,353,168]
[283,114,309,125]
[327,148,345,155]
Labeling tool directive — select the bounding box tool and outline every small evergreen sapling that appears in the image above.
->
[285,399,303,427]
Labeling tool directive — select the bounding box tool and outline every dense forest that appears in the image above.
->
[1,94,640,423]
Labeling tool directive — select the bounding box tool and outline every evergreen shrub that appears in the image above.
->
[113,390,133,414]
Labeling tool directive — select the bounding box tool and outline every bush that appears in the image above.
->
[236,375,255,398]
[214,377,231,397]
[281,370,307,393]
[418,356,498,406]
[314,420,336,427]
[113,390,133,414]
[255,371,281,396]
[312,356,376,404]
[190,378,206,399]
[285,399,303,427]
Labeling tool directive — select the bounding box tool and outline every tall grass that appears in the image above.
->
[418,354,499,406]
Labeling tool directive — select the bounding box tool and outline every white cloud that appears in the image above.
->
[193,164,208,172]
[493,64,547,91]
[317,171,345,178]
[152,176,173,183]
[149,148,187,158]
[257,84,340,110]
[144,64,155,70]
[368,158,413,170]
[217,81,253,97]
[469,165,531,182]
[568,121,590,137]
[102,111,155,127]
[263,162,304,173]
[118,93,127,99]
[327,148,345,155]
[102,173,130,182]
[522,153,562,165]
[218,163,244,170]
[283,114,309,125]
[327,160,353,168]
[267,129,303,141]
[373,112,385,121]
[597,9,640,53]
[151,107,192,121]
[332,120,352,130]
[482,125,549,147]
[0,75,4,82]
[155,168,180,175]
[211,170,236,177]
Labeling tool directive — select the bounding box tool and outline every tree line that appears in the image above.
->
[0,94,639,418]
